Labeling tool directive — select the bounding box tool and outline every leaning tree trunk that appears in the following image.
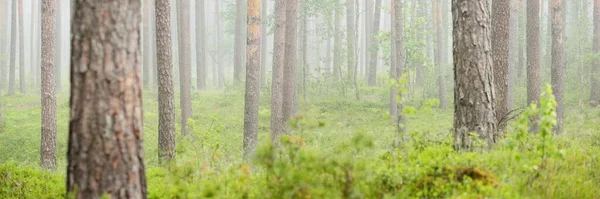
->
[196,0,206,90]
[244,0,261,159]
[492,0,510,131]
[551,0,564,134]
[68,0,146,198]
[591,0,600,106]
[156,0,176,164]
[271,0,286,146]
[452,0,497,151]
[282,0,298,122]
[177,0,192,136]
[40,0,57,171]
[18,0,25,94]
[8,0,16,96]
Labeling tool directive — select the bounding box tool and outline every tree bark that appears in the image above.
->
[434,0,447,109]
[492,0,510,131]
[392,0,406,142]
[40,0,57,170]
[271,0,286,146]
[68,0,146,198]
[8,0,16,96]
[196,0,206,90]
[551,0,564,134]
[591,0,600,106]
[368,0,382,86]
[156,0,176,164]
[55,0,61,93]
[452,0,497,151]
[244,0,261,159]
[283,0,298,121]
[177,0,192,136]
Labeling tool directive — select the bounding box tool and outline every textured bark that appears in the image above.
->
[40,0,57,170]
[234,0,246,83]
[18,0,25,94]
[282,0,298,121]
[527,0,540,106]
[452,0,497,151]
[347,0,356,84]
[271,0,286,146]
[8,0,16,96]
[551,0,564,134]
[367,0,382,86]
[260,0,268,88]
[591,0,600,106]
[196,0,206,89]
[177,0,192,136]
[68,1,146,198]
[244,0,261,159]
[434,0,447,109]
[156,0,176,164]
[492,0,510,131]
[392,0,406,141]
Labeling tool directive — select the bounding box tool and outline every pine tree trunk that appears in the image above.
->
[260,0,268,89]
[18,0,25,94]
[196,0,206,90]
[364,0,372,80]
[177,0,192,136]
[143,0,151,87]
[452,0,497,151]
[393,0,406,142]
[244,0,261,159]
[591,0,600,106]
[551,0,564,134]
[8,0,16,96]
[434,0,447,109]
[527,0,540,105]
[368,0,382,86]
[40,0,57,170]
[68,1,146,198]
[507,0,518,110]
[271,0,286,146]
[156,0,176,164]
[55,0,61,93]
[234,0,246,83]
[492,0,510,131]
[347,0,356,84]
[30,0,37,90]
[283,0,298,121]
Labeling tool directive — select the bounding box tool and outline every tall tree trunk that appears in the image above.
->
[389,0,397,123]
[333,6,341,80]
[18,0,25,94]
[433,0,447,109]
[551,0,564,134]
[68,1,146,198]
[260,0,268,89]
[177,0,192,136]
[283,0,298,121]
[591,0,600,106]
[364,0,372,80]
[527,0,540,105]
[196,0,206,90]
[40,0,57,170]
[234,0,246,83]
[30,0,37,90]
[392,0,406,143]
[517,0,525,80]
[156,0,176,164]
[492,0,510,131]
[55,0,61,93]
[298,1,308,103]
[507,0,518,110]
[452,0,497,151]
[143,0,151,87]
[150,0,158,88]
[8,0,16,96]
[215,0,223,88]
[368,0,382,86]
[347,0,356,85]
[244,0,261,159]
[271,0,286,146]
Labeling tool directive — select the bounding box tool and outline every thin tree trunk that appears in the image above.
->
[508,0,518,110]
[271,0,286,146]
[244,0,261,159]
[527,0,540,105]
[234,0,246,83]
[492,0,510,131]
[434,0,446,109]
[392,0,406,143]
[283,0,298,121]
[55,0,61,93]
[368,0,382,86]
[18,0,25,94]
[551,0,564,134]
[143,0,151,87]
[216,0,224,88]
[260,0,268,89]
[389,1,397,123]
[347,0,356,84]
[40,0,57,170]
[177,0,192,136]
[452,0,497,151]
[333,6,341,80]
[68,1,146,198]
[30,0,37,90]
[8,0,16,96]
[196,0,206,89]
[364,0,372,80]
[591,0,600,106]
[156,0,176,164]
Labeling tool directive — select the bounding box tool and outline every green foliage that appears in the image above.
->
[0,162,65,199]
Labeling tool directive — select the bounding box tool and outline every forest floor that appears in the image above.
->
[0,86,599,198]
